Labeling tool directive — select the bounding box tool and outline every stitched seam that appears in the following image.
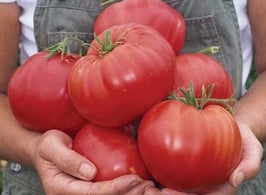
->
[36,5,101,13]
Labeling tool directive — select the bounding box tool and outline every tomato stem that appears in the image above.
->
[93,30,126,57]
[101,0,115,6]
[94,31,116,57]
[168,82,236,114]
[198,46,220,55]
[45,37,89,59]
[104,30,113,51]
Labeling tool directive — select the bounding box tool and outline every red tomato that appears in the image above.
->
[68,23,175,128]
[94,0,186,54]
[8,51,87,136]
[73,123,151,181]
[137,100,242,193]
[173,53,234,99]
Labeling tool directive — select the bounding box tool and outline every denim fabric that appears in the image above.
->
[237,159,266,195]
[237,143,266,195]
[1,163,45,195]
[34,0,103,51]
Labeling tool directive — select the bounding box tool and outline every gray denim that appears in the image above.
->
[1,163,44,195]
[2,0,265,194]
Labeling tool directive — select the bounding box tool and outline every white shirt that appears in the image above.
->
[1,0,252,91]
[233,0,253,92]
[0,0,37,63]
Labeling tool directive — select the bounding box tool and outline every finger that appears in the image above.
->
[204,182,237,195]
[57,174,144,195]
[230,122,263,188]
[161,188,198,195]
[144,187,161,195]
[124,180,155,195]
[38,130,97,180]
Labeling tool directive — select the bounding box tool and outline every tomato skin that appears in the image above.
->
[8,51,87,136]
[73,123,151,181]
[173,53,234,99]
[68,23,175,128]
[94,0,186,54]
[137,100,242,193]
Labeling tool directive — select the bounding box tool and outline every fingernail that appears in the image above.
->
[233,172,245,188]
[79,162,96,180]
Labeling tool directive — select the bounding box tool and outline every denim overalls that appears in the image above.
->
[2,0,265,194]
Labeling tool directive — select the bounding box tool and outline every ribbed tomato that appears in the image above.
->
[94,0,186,54]
[8,51,87,136]
[137,100,242,193]
[68,23,175,128]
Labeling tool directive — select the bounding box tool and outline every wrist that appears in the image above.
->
[234,114,266,142]
[9,126,42,167]
[23,129,42,166]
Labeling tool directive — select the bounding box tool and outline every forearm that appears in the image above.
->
[234,71,266,142]
[235,0,266,143]
[0,93,41,166]
[0,3,42,166]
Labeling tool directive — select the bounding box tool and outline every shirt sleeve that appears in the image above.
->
[0,0,16,2]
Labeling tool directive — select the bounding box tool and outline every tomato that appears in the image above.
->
[94,0,186,54]
[173,53,234,99]
[68,23,175,128]
[73,123,151,181]
[137,100,242,193]
[8,51,87,136]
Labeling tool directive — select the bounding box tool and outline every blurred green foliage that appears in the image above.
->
[246,63,257,89]
[0,168,2,193]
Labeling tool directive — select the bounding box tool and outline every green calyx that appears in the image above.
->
[168,82,236,114]
[93,30,125,57]
[45,37,89,59]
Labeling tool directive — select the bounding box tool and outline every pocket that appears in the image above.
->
[46,31,93,54]
[182,15,225,66]
[159,1,226,66]
[34,0,102,51]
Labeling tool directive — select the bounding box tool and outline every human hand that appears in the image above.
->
[32,129,155,195]
[157,121,263,195]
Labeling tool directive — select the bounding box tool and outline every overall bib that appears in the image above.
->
[2,0,265,194]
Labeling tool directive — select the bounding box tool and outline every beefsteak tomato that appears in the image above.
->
[8,51,87,136]
[73,123,151,181]
[173,53,234,99]
[137,100,242,193]
[68,23,175,128]
[94,0,186,54]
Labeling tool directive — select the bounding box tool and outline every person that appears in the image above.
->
[0,0,265,194]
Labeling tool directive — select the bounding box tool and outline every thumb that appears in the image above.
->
[229,122,263,188]
[37,130,97,180]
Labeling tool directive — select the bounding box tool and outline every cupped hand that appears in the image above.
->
[31,129,155,195]
[159,121,263,195]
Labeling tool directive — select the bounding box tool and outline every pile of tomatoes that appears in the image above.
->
[8,0,243,193]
